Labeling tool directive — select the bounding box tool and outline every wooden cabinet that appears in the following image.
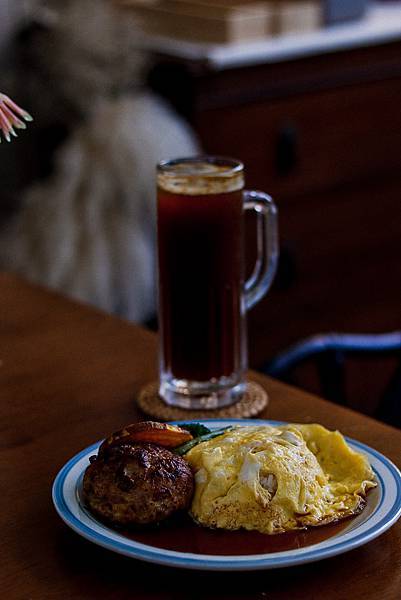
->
[149,40,401,411]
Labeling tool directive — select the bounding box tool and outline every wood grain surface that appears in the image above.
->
[1,273,400,600]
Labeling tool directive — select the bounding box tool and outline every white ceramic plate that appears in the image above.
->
[52,419,401,570]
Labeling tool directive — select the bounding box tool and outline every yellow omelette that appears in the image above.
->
[186,424,377,534]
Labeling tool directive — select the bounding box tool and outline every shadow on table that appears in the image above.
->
[52,524,400,600]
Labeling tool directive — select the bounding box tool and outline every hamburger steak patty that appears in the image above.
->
[82,443,194,526]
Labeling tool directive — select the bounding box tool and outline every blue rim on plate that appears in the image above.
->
[52,419,401,571]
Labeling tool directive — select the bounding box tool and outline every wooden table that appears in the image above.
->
[1,273,400,599]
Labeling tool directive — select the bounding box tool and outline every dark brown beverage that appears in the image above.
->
[157,160,245,383]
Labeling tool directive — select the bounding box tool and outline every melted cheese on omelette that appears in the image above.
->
[185,424,377,534]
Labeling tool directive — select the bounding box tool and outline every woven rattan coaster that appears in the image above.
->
[137,381,268,421]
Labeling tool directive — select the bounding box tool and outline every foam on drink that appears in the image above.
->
[157,160,244,196]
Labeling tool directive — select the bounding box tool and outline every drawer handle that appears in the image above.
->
[275,243,298,291]
[276,124,299,176]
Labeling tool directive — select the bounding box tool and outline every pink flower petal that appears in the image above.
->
[0,101,26,129]
[0,93,33,142]
[0,108,12,141]
[1,93,33,122]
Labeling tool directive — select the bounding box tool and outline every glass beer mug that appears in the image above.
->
[157,156,278,409]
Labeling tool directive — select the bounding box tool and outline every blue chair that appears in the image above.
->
[261,331,401,427]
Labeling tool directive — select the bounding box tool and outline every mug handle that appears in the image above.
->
[243,190,279,311]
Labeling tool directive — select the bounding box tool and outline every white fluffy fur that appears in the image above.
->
[0,0,199,322]
[0,94,198,322]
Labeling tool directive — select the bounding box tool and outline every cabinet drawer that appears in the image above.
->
[194,77,401,197]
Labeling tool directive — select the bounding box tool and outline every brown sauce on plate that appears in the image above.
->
[119,513,351,555]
